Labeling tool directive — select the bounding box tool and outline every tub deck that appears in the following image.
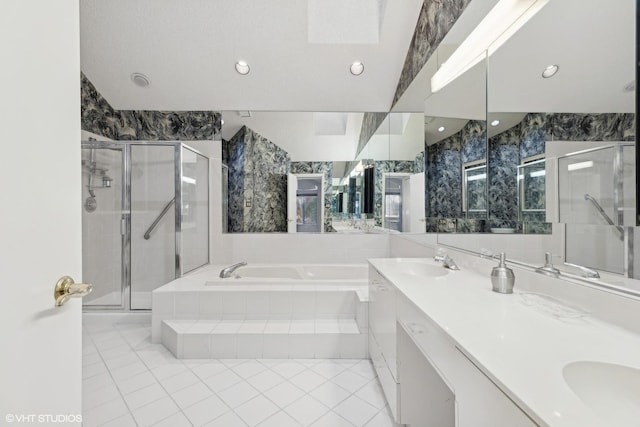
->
[152,264,369,359]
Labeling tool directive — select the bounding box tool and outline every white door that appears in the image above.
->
[0,1,83,421]
[287,173,298,233]
[409,172,426,232]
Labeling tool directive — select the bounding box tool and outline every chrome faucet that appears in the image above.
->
[535,252,560,278]
[434,254,460,270]
[563,262,600,279]
[219,261,247,278]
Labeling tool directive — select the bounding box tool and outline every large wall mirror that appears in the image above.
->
[487,0,636,278]
[404,0,636,280]
[220,111,391,233]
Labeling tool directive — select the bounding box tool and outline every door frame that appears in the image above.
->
[292,173,325,233]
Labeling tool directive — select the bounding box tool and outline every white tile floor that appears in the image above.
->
[83,315,398,427]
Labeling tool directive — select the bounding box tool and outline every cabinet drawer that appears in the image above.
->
[369,331,399,421]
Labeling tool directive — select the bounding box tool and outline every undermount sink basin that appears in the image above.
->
[396,262,449,278]
[563,361,640,426]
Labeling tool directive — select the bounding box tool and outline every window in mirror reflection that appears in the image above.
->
[517,157,545,223]
[463,162,487,217]
[295,177,322,233]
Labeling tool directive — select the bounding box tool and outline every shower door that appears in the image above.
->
[81,145,126,308]
[82,142,209,310]
[130,144,178,310]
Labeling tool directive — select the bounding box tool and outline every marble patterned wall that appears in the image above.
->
[426,120,486,220]
[392,0,472,106]
[225,131,246,233]
[427,112,636,233]
[225,126,290,233]
[290,161,334,232]
[81,73,221,140]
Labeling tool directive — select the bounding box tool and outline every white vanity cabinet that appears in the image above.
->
[368,265,401,420]
[396,292,538,427]
[369,261,538,427]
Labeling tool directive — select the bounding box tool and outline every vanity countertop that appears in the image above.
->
[368,257,640,427]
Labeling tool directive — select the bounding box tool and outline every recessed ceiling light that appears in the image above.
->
[437,126,446,132]
[490,119,500,127]
[130,73,150,87]
[350,62,364,76]
[235,61,250,75]
[542,65,559,78]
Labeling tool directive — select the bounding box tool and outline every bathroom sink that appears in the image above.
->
[563,361,640,426]
[396,262,449,278]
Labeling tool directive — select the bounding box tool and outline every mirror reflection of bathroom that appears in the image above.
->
[383,173,425,232]
[295,176,323,233]
[517,156,546,223]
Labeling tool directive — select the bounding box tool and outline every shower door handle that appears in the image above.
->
[54,276,93,307]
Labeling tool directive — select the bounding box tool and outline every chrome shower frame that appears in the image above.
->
[81,140,210,311]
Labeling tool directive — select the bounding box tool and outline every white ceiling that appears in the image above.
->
[80,0,423,112]
[393,0,635,115]
[221,111,424,162]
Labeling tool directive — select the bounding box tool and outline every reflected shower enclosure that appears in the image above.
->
[81,141,209,310]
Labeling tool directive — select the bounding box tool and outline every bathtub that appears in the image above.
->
[206,263,368,283]
[152,263,371,358]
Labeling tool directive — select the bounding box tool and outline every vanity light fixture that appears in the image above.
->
[350,62,365,76]
[431,0,550,93]
[542,64,559,78]
[490,119,500,126]
[130,73,150,87]
[437,126,446,132]
[235,61,250,75]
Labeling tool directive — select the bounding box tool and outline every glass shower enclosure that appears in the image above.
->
[81,141,209,310]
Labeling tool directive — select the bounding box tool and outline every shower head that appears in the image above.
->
[84,196,97,213]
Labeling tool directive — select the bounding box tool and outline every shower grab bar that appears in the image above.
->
[583,194,624,238]
[584,194,615,226]
[144,198,175,240]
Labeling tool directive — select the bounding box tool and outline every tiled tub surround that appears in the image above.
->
[152,265,369,360]
[371,236,640,427]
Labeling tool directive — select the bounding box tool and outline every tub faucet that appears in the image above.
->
[434,254,460,270]
[219,261,247,278]
[563,262,600,279]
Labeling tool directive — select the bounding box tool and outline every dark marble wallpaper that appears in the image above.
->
[225,132,246,233]
[392,0,472,106]
[290,161,334,232]
[81,73,221,141]
[488,127,520,227]
[429,111,637,233]
[414,151,426,174]
[225,126,290,233]
[426,120,486,219]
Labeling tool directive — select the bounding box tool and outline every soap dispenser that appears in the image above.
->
[491,252,515,294]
